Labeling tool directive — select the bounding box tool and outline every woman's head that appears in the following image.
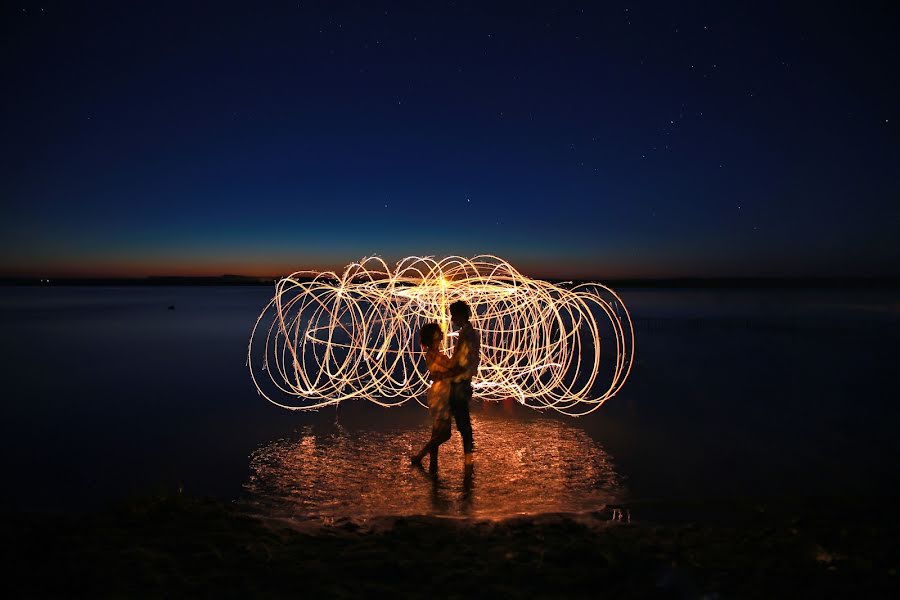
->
[419,322,443,349]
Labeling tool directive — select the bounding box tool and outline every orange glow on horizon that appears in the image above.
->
[1,255,667,281]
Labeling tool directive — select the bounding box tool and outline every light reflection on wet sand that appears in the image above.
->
[244,409,624,522]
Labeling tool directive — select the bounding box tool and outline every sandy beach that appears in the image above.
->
[6,492,898,598]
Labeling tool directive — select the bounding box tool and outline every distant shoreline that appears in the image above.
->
[2,275,899,289]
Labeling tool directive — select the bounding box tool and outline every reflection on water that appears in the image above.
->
[244,412,624,522]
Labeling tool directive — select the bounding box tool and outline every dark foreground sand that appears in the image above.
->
[4,494,899,598]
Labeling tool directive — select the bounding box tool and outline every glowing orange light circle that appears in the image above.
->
[247,255,634,416]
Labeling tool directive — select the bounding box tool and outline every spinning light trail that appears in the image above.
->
[248,256,634,416]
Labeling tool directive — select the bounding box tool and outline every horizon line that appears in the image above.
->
[3,273,899,288]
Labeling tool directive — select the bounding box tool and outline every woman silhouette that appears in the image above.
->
[411,322,454,472]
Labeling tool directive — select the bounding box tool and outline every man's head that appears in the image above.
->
[449,300,471,327]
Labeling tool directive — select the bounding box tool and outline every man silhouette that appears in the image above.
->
[447,300,480,467]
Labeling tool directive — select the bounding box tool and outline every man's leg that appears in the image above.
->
[450,381,474,461]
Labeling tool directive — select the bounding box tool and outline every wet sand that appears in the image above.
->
[6,493,899,598]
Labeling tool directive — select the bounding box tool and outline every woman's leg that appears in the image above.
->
[428,422,451,471]
[412,421,451,466]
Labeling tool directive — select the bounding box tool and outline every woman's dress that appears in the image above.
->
[426,350,452,433]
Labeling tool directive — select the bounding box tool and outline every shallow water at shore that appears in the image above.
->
[244,410,624,522]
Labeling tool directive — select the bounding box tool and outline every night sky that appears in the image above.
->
[2,1,898,279]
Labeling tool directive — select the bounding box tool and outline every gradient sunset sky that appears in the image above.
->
[2,1,898,279]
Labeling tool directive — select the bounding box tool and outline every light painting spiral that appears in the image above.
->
[247,255,634,416]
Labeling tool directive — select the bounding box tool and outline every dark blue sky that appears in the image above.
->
[2,1,898,278]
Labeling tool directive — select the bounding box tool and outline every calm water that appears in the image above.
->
[1,286,898,519]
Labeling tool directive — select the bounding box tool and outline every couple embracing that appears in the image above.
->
[411,300,480,473]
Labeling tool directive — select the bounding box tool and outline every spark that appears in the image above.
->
[248,255,634,416]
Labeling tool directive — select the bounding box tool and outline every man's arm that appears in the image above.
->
[431,365,465,381]
[432,337,467,380]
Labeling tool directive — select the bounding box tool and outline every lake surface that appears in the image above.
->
[1,286,898,520]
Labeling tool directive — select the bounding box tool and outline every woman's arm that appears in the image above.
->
[426,352,454,378]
